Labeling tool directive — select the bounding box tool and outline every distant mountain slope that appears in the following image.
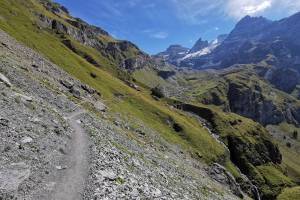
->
[155,44,189,66]
[180,35,228,65]
[155,35,227,68]
[159,12,300,96]
[179,13,300,71]
[189,38,209,53]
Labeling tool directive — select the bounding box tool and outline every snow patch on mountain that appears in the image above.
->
[180,39,220,61]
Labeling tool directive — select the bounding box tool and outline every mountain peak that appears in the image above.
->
[236,15,271,28]
[189,38,209,53]
[229,15,272,39]
[167,44,188,51]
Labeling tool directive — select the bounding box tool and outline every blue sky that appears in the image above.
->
[55,0,300,54]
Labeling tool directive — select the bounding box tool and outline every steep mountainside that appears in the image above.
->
[155,45,189,66]
[155,35,228,68]
[0,0,299,200]
[0,29,242,200]
[180,35,228,67]
[173,13,300,95]
[189,38,209,53]
[179,13,300,71]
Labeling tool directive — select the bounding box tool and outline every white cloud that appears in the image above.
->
[244,1,272,14]
[168,0,300,22]
[151,31,169,39]
[226,0,272,19]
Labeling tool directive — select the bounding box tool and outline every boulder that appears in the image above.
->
[0,73,12,87]
[99,170,117,181]
[209,163,244,198]
[60,79,74,89]
[94,101,106,112]
[15,93,33,102]
[21,136,33,144]
[124,81,140,91]
[81,84,96,94]
[0,118,9,127]
[70,87,81,98]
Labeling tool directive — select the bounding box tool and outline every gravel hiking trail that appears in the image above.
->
[52,110,89,200]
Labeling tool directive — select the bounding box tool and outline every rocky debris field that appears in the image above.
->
[0,29,240,200]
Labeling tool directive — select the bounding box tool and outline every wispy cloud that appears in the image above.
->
[226,0,272,19]
[150,31,169,39]
[142,29,169,39]
[169,0,224,24]
[168,0,300,22]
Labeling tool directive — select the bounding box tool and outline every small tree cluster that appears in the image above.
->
[293,130,298,140]
[151,86,165,99]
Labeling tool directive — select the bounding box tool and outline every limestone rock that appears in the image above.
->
[0,73,12,87]
[21,136,33,144]
[209,163,244,198]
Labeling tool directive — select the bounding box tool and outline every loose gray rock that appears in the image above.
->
[0,72,12,87]
[94,101,106,112]
[99,170,117,181]
[15,93,33,102]
[21,136,33,144]
[60,79,74,89]
[0,162,30,192]
[81,84,96,94]
[70,87,81,98]
[209,163,244,198]
[0,118,9,127]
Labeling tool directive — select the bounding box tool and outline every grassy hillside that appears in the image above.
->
[267,123,300,183]
[165,99,296,199]
[0,0,227,163]
[277,186,300,200]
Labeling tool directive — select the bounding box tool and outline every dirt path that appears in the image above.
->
[53,110,89,200]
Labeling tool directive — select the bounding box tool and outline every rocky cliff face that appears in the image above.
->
[227,81,286,125]
[156,35,228,69]
[188,14,299,70]
[189,38,209,53]
[264,67,300,93]
[169,101,285,199]
[36,1,151,73]
[37,13,108,48]
[155,45,189,66]
[202,68,300,126]
[179,35,227,68]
